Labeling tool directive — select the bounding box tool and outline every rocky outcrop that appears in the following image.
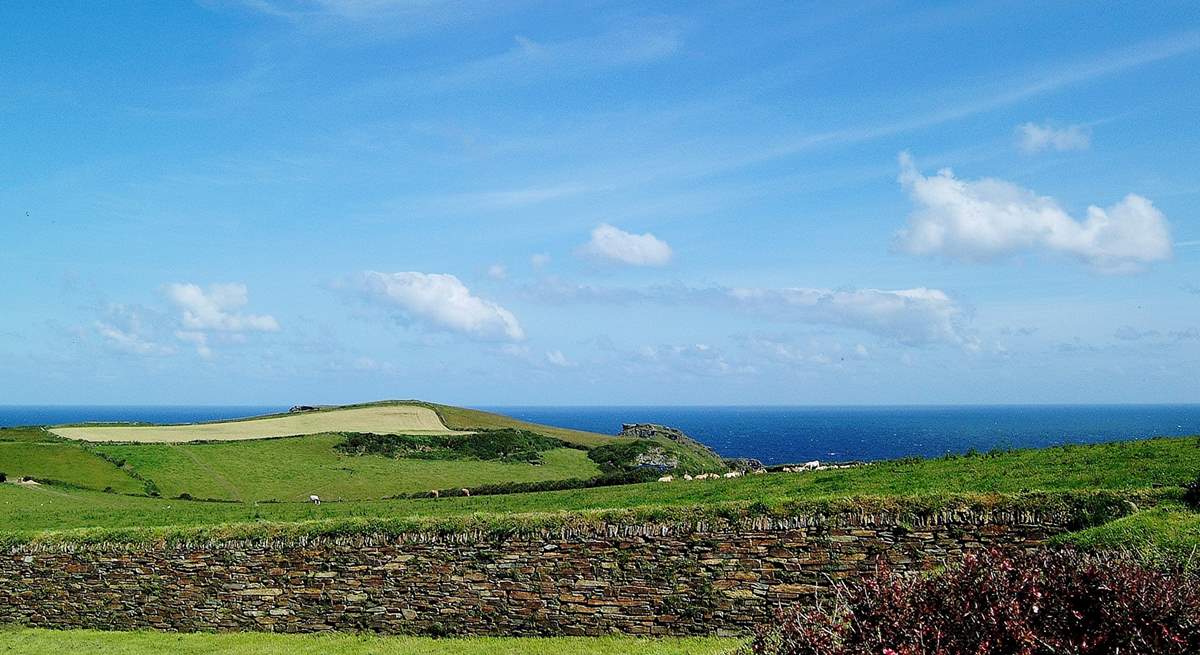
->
[632,445,679,470]
[619,423,722,460]
[723,457,766,473]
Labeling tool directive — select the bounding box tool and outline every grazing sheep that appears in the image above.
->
[430,490,439,499]
[657,475,674,483]
[683,474,693,481]
[309,494,321,505]
[461,488,470,497]
[752,468,767,475]
[802,460,821,470]
[723,471,742,479]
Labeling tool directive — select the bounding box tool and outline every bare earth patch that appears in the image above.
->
[50,406,463,443]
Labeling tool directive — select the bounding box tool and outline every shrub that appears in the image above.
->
[1184,474,1200,510]
[0,472,5,483]
[334,429,573,464]
[751,548,1200,655]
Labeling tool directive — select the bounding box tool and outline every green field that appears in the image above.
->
[0,433,1196,540]
[92,436,599,502]
[2,402,1197,560]
[0,628,740,655]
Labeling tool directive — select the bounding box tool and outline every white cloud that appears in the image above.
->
[1016,122,1091,152]
[175,331,213,358]
[360,271,525,341]
[580,223,673,266]
[545,349,573,367]
[530,253,551,270]
[727,286,971,347]
[165,283,280,332]
[526,280,971,347]
[487,263,508,280]
[895,152,1172,272]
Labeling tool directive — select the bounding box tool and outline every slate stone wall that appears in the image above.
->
[0,510,1069,636]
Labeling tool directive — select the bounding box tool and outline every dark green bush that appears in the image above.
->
[0,472,5,483]
[334,428,575,464]
[1184,474,1200,510]
[587,440,659,472]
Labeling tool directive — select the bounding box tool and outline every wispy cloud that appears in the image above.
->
[368,19,683,95]
[526,279,972,347]
[213,0,506,34]
[423,31,1200,208]
[1016,122,1091,153]
[94,305,175,357]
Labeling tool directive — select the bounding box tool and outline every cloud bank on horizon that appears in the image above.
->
[1,1,1197,405]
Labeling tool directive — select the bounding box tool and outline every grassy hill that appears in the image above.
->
[1,403,1197,561]
[3,401,726,503]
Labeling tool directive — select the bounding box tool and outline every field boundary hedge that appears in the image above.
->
[0,489,1158,553]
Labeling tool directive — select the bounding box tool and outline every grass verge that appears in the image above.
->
[0,627,742,655]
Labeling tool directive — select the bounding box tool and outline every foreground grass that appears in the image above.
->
[93,436,599,502]
[0,436,1195,535]
[0,628,740,655]
[1061,501,1200,565]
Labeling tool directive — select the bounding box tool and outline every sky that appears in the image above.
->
[1,1,1198,406]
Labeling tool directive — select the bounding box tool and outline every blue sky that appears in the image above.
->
[2,1,1198,405]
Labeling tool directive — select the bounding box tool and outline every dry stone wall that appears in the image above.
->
[0,510,1070,636]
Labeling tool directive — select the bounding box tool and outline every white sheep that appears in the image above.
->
[683,474,693,481]
[723,471,742,479]
[430,489,439,499]
[309,495,321,505]
[657,475,674,483]
[461,488,470,497]
[802,460,821,470]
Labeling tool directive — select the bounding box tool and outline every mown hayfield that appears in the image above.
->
[93,436,600,502]
[0,628,741,655]
[50,405,460,443]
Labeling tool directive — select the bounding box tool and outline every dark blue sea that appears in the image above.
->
[3,405,1199,465]
[484,405,1200,464]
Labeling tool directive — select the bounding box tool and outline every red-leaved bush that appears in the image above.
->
[752,548,1200,655]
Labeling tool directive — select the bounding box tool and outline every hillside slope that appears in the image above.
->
[10,402,726,502]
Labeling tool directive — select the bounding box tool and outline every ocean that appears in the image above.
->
[4,404,1199,465]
